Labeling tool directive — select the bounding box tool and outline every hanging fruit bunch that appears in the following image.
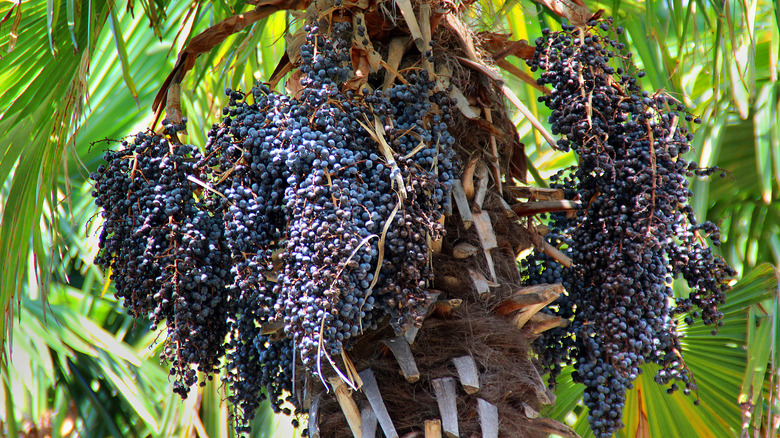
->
[522,17,734,438]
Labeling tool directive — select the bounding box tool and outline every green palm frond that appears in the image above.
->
[0,0,112,348]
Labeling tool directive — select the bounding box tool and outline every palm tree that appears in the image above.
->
[1,0,778,437]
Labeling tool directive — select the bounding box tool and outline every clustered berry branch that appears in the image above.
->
[522,18,734,438]
[92,20,457,435]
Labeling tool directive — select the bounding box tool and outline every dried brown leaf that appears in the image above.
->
[269,54,293,89]
[495,59,550,95]
[394,0,426,51]
[444,12,478,61]
[345,47,371,92]
[382,37,409,90]
[285,69,305,99]
[490,39,535,62]
[531,0,592,25]
[455,56,503,83]
[153,0,310,124]
[507,135,527,184]
[285,28,307,63]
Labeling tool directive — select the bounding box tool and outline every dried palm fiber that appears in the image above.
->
[317,307,564,438]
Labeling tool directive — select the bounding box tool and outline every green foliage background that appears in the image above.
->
[0,0,778,436]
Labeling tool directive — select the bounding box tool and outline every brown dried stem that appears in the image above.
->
[152,0,311,126]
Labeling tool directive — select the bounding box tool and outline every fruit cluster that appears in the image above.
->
[92,20,456,431]
[524,18,734,438]
[92,134,232,398]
